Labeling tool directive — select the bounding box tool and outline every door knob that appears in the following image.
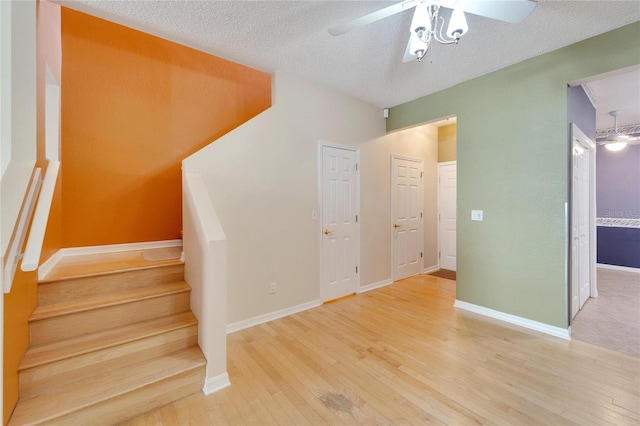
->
[324,229,331,235]
[394,224,401,228]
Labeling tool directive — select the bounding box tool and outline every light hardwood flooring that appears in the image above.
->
[572,267,640,357]
[42,249,181,282]
[123,274,639,425]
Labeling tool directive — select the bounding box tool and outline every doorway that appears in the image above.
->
[391,155,424,281]
[319,142,360,302]
[438,161,457,272]
[570,123,597,319]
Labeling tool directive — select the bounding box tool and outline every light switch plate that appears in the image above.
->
[471,210,483,221]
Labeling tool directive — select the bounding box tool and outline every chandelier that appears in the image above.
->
[408,3,469,62]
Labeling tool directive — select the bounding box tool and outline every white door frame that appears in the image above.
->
[317,141,360,301]
[569,123,597,321]
[390,155,424,282]
[438,161,457,271]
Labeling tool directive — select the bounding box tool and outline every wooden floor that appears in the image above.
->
[42,248,182,282]
[123,274,640,425]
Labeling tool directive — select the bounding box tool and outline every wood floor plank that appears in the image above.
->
[122,275,639,426]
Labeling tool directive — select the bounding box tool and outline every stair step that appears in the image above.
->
[19,313,199,399]
[41,248,183,282]
[29,284,191,345]
[9,347,206,425]
[38,263,185,306]
[32,281,191,321]
[21,311,198,370]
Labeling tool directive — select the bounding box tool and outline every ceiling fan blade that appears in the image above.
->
[329,0,418,36]
[444,0,538,24]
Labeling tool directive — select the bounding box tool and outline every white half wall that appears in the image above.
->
[185,72,437,324]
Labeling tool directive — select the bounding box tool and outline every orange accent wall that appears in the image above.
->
[3,269,38,425]
[61,8,272,247]
[4,2,61,423]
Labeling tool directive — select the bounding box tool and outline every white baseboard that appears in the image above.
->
[203,372,231,395]
[358,279,393,294]
[422,265,439,274]
[226,299,322,334]
[597,263,640,274]
[38,239,182,281]
[454,300,570,340]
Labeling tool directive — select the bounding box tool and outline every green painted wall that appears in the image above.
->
[388,23,640,328]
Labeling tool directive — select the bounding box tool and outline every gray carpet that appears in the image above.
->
[572,267,640,357]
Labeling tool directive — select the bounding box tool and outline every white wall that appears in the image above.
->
[1,0,37,259]
[185,72,438,324]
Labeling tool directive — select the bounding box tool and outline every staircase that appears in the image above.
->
[8,248,206,425]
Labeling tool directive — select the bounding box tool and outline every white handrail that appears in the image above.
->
[21,160,59,271]
[2,167,42,293]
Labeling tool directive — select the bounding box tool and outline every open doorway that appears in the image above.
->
[433,118,457,281]
[568,66,640,357]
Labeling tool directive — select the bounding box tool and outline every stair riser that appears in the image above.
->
[20,325,198,399]
[30,292,191,345]
[38,264,185,306]
[37,366,205,425]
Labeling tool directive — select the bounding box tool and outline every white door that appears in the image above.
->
[391,156,423,281]
[571,124,594,319]
[321,145,358,302]
[438,162,457,271]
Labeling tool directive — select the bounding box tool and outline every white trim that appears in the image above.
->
[454,300,570,340]
[358,279,393,294]
[596,217,640,228]
[438,160,457,166]
[226,299,322,334]
[203,372,231,395]
[390,155,424,281]
[22,160,59,271]
[422,265,439,274]
[38,239,182,281]
[318,141,360,303]
[3,167,41,293]
[597,263,640,273]
[569,123,598,314]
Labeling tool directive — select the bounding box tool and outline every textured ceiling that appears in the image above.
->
[56,0,639,109]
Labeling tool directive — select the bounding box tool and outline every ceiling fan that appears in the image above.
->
[596,110,640,152]
[329,0,538,63]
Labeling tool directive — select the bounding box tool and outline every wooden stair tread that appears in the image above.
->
[20,312,198,370]
[42,249,183,282]
[31,281,191,321]
[9,347,206,425]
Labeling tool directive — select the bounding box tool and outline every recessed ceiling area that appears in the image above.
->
[55,0,640,108]
[585,66,640,130]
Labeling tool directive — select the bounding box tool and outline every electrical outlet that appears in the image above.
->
[270,282,277,294]
[471,210,484,221]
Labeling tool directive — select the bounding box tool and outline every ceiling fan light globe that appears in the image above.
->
[605,142,627,152]
[411,3,432,34]
[409,31,429,57]
[447,8,468,39]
